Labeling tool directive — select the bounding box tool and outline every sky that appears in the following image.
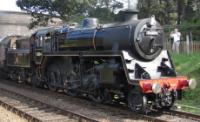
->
[0,0,138,12]
[0,0,21,11]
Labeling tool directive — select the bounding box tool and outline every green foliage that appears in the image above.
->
[16,0,93,28]
[138,0,200,25]
[138,0,177,24]
[172,53,200,107]
[88,7,116,23]
[16,0,123,29]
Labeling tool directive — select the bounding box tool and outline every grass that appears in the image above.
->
[171,53,200,107]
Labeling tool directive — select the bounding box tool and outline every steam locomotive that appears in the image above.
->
[0,9,197,112]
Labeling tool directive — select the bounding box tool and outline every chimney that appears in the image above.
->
[118,9,139,22]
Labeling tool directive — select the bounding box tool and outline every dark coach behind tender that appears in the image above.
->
[0,9,197,113]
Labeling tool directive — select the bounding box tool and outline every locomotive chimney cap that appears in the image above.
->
[118,9,138,21]
[119,9,139,14]
[81,18,99,28]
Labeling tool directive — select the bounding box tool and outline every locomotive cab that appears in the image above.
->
[5,36,31,82]
[6,36,30,67]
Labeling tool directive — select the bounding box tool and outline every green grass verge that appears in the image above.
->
[171,53,200,107]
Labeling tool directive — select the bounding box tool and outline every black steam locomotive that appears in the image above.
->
[0,9,196,112]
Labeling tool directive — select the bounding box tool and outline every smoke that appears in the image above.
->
[115,0,139,13]
[128,0,138,10]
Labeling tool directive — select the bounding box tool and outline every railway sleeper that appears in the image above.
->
[39,115,72,121]
[25,108,56,115]
[19,106,49,111]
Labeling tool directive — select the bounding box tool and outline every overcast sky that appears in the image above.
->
[0,0,137,12]
[0,0,21,11]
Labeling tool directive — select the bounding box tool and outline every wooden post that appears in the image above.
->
[186,34,190,54]
[189,31,193,53]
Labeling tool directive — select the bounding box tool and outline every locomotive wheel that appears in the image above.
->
[62,61,80,97]
[17,76,24,84]
[128,90,147,113]
[31,70,43,88]
[9,70,18,81]
[89,89,104,103]
[67,89,79,97]
[46,64,62,92]
[48,72,58,92]
[159,92,175,110]
[63,73,79,97]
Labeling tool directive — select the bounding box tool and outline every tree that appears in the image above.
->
[138,0,177,25]
[96,0,123,12]
[87,0,123,23]
[138,0,200,25]
[16,0,123,29]
[16,0,94,28]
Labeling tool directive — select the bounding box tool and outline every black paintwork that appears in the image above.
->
[58,18,164,61]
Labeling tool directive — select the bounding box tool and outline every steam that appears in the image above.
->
[127,0,138,10]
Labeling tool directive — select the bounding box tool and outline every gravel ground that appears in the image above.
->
[0,80,147,122]
[0,106,27,122]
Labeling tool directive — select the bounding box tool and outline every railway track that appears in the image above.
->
[174,103,200,114]
[0,84,164,122]
[146,108,200,122]
[162,110,200,121]
[0,80,199,122]
[0,88,97,122]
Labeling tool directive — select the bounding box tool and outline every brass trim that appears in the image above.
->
[92,29,97,50]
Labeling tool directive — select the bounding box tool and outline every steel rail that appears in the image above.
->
[0,88,98,122]
[0,83,168,122]
[0,79,194,122]
[163,110,200,121]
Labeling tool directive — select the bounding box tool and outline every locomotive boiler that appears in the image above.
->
[58,10,163,61]
[1,9,197,113]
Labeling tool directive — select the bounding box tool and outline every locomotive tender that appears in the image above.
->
[0,9,197,112]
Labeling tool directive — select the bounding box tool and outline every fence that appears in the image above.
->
[163,24,200,54]
[165,41,200,53]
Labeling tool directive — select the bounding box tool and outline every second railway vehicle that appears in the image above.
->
[0,9,197,112]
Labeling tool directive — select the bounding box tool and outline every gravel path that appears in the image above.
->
[0,106,27,122]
